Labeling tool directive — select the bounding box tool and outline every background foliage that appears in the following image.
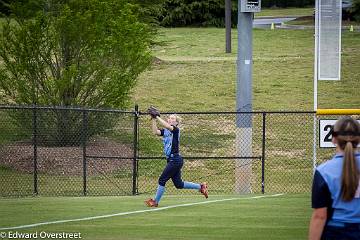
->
[0,0,156,146]
[351,0,360,21]
[156,0,315,27]
[0,0,155,108]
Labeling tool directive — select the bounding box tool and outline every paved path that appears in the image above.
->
[254,17,296,27]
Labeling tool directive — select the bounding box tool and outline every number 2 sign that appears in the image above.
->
[319,119,360,148]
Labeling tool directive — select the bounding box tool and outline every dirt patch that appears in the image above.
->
[184,160,205,169]
[0,138,133,176]
[152,57,163,65]
[268,149,306,158]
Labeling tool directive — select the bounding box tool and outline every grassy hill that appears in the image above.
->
[132,28,360,112]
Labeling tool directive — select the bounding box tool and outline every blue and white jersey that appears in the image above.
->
[160,126,180,158]
[312,153,360,223]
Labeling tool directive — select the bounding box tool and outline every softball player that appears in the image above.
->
[309,117,360,240]
[145,107,208,207]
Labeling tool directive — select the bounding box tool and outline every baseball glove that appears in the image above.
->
[147,106,160,118]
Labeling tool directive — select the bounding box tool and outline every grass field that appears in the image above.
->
[0,194,311,240]
[133,28,360,112]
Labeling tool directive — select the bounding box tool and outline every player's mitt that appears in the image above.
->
[147,106,160,119]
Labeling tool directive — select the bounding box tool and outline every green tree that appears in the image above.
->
[154,0,314,27]
[0,0,154,108]
[0,0,156,146]
[0,0,11,16]
[134,0,166,24]
[157,0,237,27]
[351,0,360,22]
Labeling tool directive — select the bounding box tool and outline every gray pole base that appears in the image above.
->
[235,128,252,194]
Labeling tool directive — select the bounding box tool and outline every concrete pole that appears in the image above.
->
[235,4,253,194]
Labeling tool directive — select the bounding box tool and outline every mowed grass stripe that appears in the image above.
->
[1,194,310,240]
[0,194,283,230]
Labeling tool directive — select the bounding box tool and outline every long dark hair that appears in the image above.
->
[333,117,360,201]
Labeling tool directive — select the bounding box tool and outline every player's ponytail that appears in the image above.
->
[342,140,358,201]
[333,117,360,201]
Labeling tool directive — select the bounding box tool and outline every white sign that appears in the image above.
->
[317,0,341,80]
[240,0,261,12]
[319,119,360,148]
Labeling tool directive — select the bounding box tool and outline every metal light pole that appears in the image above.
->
[235,0,261,194]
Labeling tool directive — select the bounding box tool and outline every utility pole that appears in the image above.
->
[235,0,261,194]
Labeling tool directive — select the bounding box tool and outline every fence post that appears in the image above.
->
[32,105,38,195]
[132,105,139,195]
[82,110,88,196]
[261,112,266,194]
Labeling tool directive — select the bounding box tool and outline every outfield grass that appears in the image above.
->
[0,194,311,240]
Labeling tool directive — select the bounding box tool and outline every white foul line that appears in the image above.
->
[0,194,284,230]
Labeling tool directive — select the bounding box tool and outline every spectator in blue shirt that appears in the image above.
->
[309,116,360,240]
[145,112,208,207]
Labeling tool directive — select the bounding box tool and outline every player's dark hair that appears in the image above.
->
[333,117,360,201]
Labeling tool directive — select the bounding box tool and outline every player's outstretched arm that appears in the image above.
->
[156,116,174,131]
[147,106,174,132]
[151,118,162,136]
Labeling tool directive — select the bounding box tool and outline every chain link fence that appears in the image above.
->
[137,112,264,195]
[0,106,136,197]
[0,105,358,197]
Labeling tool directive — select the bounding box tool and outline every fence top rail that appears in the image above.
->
[0,105,134,114]
[138,110,316,115]
[316,109,360,115]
